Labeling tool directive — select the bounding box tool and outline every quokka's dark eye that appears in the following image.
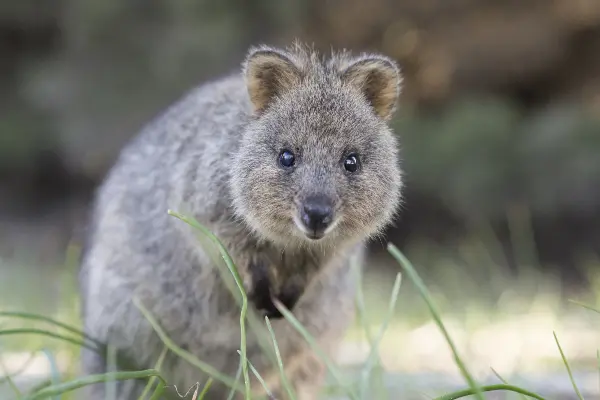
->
[344,153,360,173]
[278,150,296,168]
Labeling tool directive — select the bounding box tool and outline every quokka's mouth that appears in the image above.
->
[292,214,338,241]
[294,215,328,241]
[304,231,325,240]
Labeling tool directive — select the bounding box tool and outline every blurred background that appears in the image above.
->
[1,1,600,398]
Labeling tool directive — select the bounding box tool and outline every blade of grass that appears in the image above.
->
[0,329,99,352]
[359,272,401,400]
[0,351,23,399]
[132,296,242,393]
[198,233,280,371]
[351,257,386,400]
[40,349,61,400]
[568,299,600,314]
[553,331,584,400]
[138,345,168,400]
[387,243,485,400]
[264,316,296,400]
[272,300,359,400]
[226,361,243,400]
[169,209,251,399]
[148,383,166,400]
[197,378,214,400]
[0,312,102,347]
[0,351,37,386]
[490,367,527,400]
[23,379,52,397]
[169,210,281,377]
[25,369,166,400]
[105,344,117,400]
[432,384,546,400]
[352,257,374,343]
[237,350,273,399]
[180,216,277,367]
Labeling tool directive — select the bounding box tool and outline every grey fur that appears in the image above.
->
[78,42,403,400]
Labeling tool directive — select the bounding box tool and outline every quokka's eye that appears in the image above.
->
[278,150,296,168]
[343,153,360,173]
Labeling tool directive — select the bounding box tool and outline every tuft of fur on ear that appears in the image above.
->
[243,46,302,114]
[341,55,402,121]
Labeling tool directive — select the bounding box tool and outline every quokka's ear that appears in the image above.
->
[243,46,302,114]
[341,55,402,121]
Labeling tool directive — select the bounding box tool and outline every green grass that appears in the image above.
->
[553,331,585,400]
[1,211,598,399]
[264,316,296,400]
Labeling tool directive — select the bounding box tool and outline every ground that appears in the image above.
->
[1,245,599,399]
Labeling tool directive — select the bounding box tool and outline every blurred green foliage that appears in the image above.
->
[1,0,600,276]
[397,97,600,222]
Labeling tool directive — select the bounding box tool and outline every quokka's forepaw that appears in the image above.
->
[248,258,303,320]
[248,258,282,319]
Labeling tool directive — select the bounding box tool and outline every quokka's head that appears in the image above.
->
[230,43,404,247]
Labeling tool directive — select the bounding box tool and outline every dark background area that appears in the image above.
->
[1,0,600,290]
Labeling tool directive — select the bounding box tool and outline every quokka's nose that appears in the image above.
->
[300,196,334,237]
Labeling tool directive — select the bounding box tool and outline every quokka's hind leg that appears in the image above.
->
[263,352,326,400]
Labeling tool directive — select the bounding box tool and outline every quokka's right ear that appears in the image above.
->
[243,46,302,114]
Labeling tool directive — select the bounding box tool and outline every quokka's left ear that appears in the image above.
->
[341,54,403,121]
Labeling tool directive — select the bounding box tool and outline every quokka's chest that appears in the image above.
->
[245,247,331,319]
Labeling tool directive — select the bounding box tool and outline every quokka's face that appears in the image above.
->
[230,44,404,247]
[231,81,403,247]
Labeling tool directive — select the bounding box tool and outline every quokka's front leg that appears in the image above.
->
[247,257,304,319]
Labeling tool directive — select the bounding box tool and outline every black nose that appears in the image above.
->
[300,196,334,236]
